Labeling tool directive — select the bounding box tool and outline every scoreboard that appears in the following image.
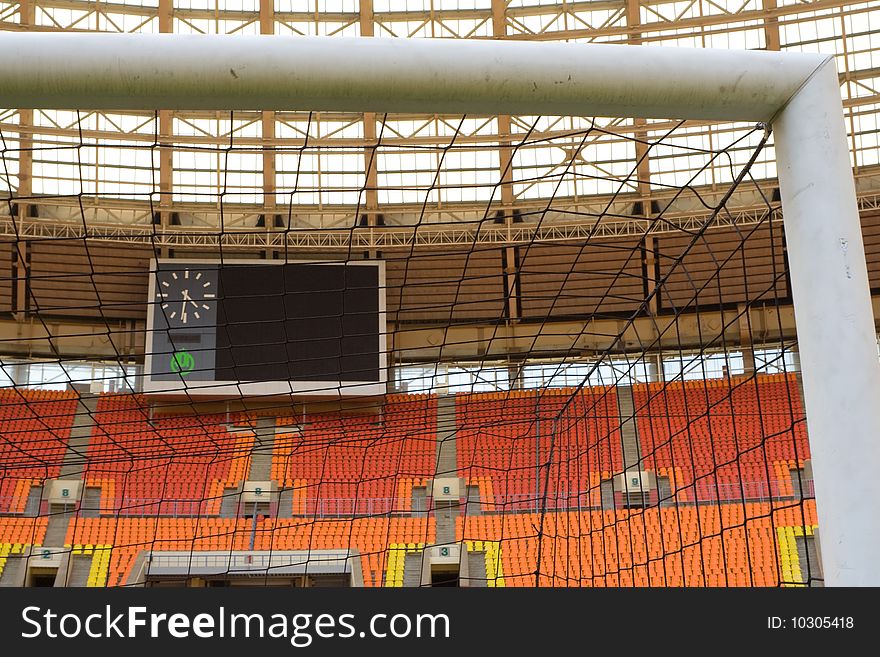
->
[143,260,386,397]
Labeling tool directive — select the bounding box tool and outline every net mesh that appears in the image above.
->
[0,111,819,587]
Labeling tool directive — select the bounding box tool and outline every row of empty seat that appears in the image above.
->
[64,516,435,587]
[9,501,814,586]
[634,374,809,501]
[459,501,818,586]
[0,390,78,505]
[272,396,436,511]
[84,395,244,513]
[457,388,623,499]
[1,376,810,517]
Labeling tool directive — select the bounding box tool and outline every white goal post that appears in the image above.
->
[0,33,877,586]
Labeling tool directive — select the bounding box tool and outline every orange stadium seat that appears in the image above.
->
[0,389,78,513]
[84,394,249,515]
[632,374,810,502]
[458,500,818,587]
[457,387,622,506]
[0,382,818,588]
[65,516,435,587]
[272,394,436,515]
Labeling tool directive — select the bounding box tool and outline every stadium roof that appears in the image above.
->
[0,0,877,248]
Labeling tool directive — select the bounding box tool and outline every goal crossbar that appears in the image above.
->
[0,33,877,586]
[0,33,826,119]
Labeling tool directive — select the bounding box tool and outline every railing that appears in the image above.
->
[691,479,815,505]
[108,499,208,517]
[0,497,210,518]
[302,497,412,517]
[0,479,816,518]
[145,550,354,576]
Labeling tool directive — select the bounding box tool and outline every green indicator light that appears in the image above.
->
[170,351,195,376]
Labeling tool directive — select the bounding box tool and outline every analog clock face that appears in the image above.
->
[154,267,217,326]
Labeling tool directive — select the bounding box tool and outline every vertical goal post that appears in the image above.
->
[0,33,877,586]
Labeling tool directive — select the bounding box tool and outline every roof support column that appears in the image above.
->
[493,0,521,326]
[762,0,781,52]
[157,0,173,255]
[261,0,276,257]
[13,0,34,317]
[360,0,380,232]
[626,0,658,318]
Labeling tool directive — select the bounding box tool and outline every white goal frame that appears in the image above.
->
[0,33,877,586]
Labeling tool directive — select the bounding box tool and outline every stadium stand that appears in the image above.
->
[0,390,78,513]
[457,387,622,507]
[5,0,880,595]
[84,395,251,516]
[65,517,435,587]
[633,374,810,502]
[458,503,819,587]
[0,374,822,587]
[272,394,436,515]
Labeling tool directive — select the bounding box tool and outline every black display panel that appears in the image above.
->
[144,260,384,396]
[213,264,379,382]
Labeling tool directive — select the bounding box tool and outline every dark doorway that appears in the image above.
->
[431,570,459,587]
[31,573,56,587]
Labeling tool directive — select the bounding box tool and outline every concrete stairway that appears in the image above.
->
[412,486,427,516]
[435,395,457,478]
[434,504,457,545]
[600,479,616,510]
[467,550,488,587]
[219,486,240,517]
[0,553,26,587]
[403,553,424,587]
[465,484,481,516]
[616,386,642,473]
[24,486,42,517]
[58,395,99,479]
[80,485,102,517]
[278,487,295,518]
[248,416,275,481]
[657,475,673,507]
[796,535,824,587]
[67,554,93,587]
[43,511,73,547]
[433,395,460,544]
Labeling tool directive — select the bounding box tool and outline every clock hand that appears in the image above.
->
[180,298,188,323]
[182,289,200,308]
